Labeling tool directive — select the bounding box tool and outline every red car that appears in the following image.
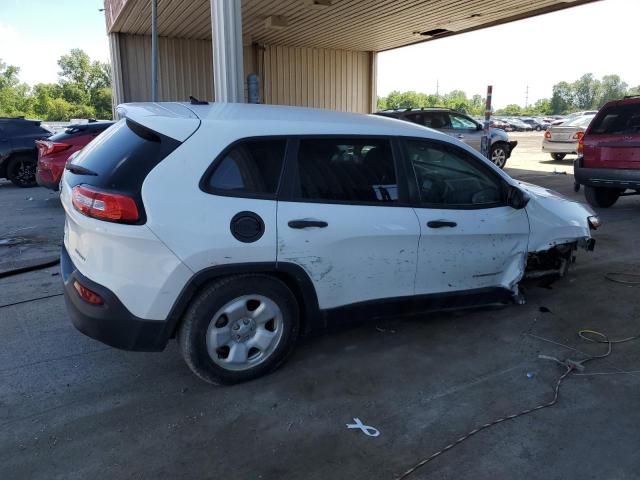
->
[575,96,640,208]
[36,121,114,190]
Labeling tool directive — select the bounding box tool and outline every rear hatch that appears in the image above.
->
[583,101,640,169]
[61,103,200,224]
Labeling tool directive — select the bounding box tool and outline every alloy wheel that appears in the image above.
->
[206,294,284,371]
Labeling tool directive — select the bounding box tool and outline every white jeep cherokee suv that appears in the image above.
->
[60,102,598,385]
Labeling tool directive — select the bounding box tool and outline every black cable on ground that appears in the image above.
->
[0,293,64,309]
[604,272,640,286]
[397,305,640,478]
[0,258,60,280]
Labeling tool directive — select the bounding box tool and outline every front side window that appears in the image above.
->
[406,140,504,208]
[450,114,478,130]
[293,138,399,204]
[206,139,286,196]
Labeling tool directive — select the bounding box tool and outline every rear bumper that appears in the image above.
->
[36,167,60,190]
[61,244,170,352]
[574,157,640,189]
[542,141,576,154]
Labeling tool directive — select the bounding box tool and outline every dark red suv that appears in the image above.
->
[574,96,640,207]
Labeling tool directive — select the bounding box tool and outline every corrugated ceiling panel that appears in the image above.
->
[106,0,599,52]
[263,44,371,113]
[119,34,214,102]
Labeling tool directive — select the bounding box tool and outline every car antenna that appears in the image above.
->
[189,96,209,105]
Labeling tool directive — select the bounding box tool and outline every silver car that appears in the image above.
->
[542,114,595,161]
[376,108,517,168]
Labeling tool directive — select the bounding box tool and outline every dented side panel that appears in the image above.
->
[413,206,530,294]
[276,202,420,310]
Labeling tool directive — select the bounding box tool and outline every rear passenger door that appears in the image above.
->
[277,137,421,310]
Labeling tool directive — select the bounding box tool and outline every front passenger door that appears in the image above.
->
[405,139,530,295]
[442,113,483,151]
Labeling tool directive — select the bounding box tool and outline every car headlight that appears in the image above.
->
[588,215,601,230]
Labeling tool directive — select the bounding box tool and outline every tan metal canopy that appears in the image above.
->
[106,0,599,52]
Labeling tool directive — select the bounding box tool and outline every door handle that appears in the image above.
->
[427,220,457,228]
[288,219,328,229]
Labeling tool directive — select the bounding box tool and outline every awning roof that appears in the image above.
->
[105,0,600,52]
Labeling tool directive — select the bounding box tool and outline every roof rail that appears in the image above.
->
[623,95,640,99]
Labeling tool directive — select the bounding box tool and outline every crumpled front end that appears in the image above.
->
[520,181,597,278]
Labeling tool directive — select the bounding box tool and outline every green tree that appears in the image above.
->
[598,74,628,106]
[550,81,574,114]
[495,104,522,116]
[572,73,600,109]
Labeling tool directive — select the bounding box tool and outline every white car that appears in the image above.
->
[60,102,599,385]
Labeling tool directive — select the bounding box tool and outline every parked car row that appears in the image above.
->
[0,117,113,189]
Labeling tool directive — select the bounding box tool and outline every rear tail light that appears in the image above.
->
[577,136,584,154]
[73,280,103,305]
[572,131,584,141]
[36,140,71,157]
[544,130,551,139]
[72,185,139,223]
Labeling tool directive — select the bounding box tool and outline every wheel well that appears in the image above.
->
[165,264,322,340]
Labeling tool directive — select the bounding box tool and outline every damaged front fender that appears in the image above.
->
[520,181,595,253]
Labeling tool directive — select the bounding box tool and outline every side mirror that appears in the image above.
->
[507,186,530,210]
[476,123,483,131]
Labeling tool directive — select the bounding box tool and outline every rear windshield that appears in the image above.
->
[65,119,181,221]
[565,115,594,128]
[589,104,640,134]
[69,119,179,179]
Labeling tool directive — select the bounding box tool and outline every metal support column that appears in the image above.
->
[211,0,244,102]
[151,0,158,101]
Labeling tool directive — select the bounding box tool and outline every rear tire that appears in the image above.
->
[551,153,566,161]
[7,154,38,188]
[178,274,300,385]
[584,186,621,208]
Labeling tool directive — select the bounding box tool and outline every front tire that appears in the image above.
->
[584,186,621,208]
[7,154,38,187]
[178,274,300,385]
[550,153,566,161]
[490,143,509,169]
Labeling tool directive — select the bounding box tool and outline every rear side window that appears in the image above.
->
[590,104,640,134]
[204,139,286,197]
[292,138,399,204]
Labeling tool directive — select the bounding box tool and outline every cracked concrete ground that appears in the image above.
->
[1,141,639,479]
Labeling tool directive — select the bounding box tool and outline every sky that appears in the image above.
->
[0,0,638,109]
[0,0,109,85]
[377,0,640,108]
